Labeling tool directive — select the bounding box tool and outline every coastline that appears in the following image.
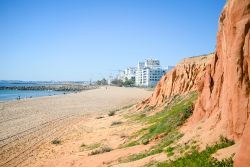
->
[0,84,98,91]
[0,84,99,102]
[0,90,67,102]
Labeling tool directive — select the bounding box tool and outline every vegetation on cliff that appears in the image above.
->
[120,92,197,162]
[156,137,234,167]
[118,92,235,166]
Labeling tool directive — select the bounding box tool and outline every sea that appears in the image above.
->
[0,81,66,102]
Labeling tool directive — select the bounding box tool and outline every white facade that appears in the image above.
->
[118,67,136,82]
[124,67,136,81]
[135,59,173,87]
[116,59,174,87]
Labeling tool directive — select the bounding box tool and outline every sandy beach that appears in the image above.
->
[0,86,152,167]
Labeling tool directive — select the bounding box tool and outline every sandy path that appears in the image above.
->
[0,86,152,167]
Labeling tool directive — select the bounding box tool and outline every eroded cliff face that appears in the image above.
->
[138,0,249,165]
[137,54,213,110]
[187,0,250,166]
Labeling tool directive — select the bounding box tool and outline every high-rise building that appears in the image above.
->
[135,59,174,87]
[118,67,136,82]
[116,59,174,87]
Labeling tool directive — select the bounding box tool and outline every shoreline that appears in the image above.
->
[0,86,150,103]
[0,85,99,102]
[0,90,69,102]
[0,84,98,92]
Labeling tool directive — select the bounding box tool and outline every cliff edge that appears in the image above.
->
[137,54,213,110]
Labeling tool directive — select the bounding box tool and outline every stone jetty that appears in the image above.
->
[0,84,98,92]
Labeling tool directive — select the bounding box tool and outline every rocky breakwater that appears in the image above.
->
[0,84,98,92]
[137,53,213,109]
[186,0,249,166]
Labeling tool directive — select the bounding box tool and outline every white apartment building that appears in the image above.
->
[118,67,136,81]
[135,59,174,87]
[124,67,136,81]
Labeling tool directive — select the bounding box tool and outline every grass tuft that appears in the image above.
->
[51,139,61,145]
[89,146,112,155]
[141,139,149,145]
[108,110,116,116]
[80,143,86,147]
[96,116,104,119]
[165,146,175,157]
[111,121,123,126]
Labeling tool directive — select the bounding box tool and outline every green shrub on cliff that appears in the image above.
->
[124,92,197,148]
[120,92,197,162]
[157,138,234,167]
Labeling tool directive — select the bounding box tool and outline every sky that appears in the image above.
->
[0,0,226,81]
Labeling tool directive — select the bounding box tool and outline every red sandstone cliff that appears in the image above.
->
[189,0,250,166]
[137,54,213,109]
[138,0,250,165]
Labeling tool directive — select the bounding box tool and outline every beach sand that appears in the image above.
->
[0,86,153,167]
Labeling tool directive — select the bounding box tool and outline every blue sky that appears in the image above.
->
[0,0,226,81]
